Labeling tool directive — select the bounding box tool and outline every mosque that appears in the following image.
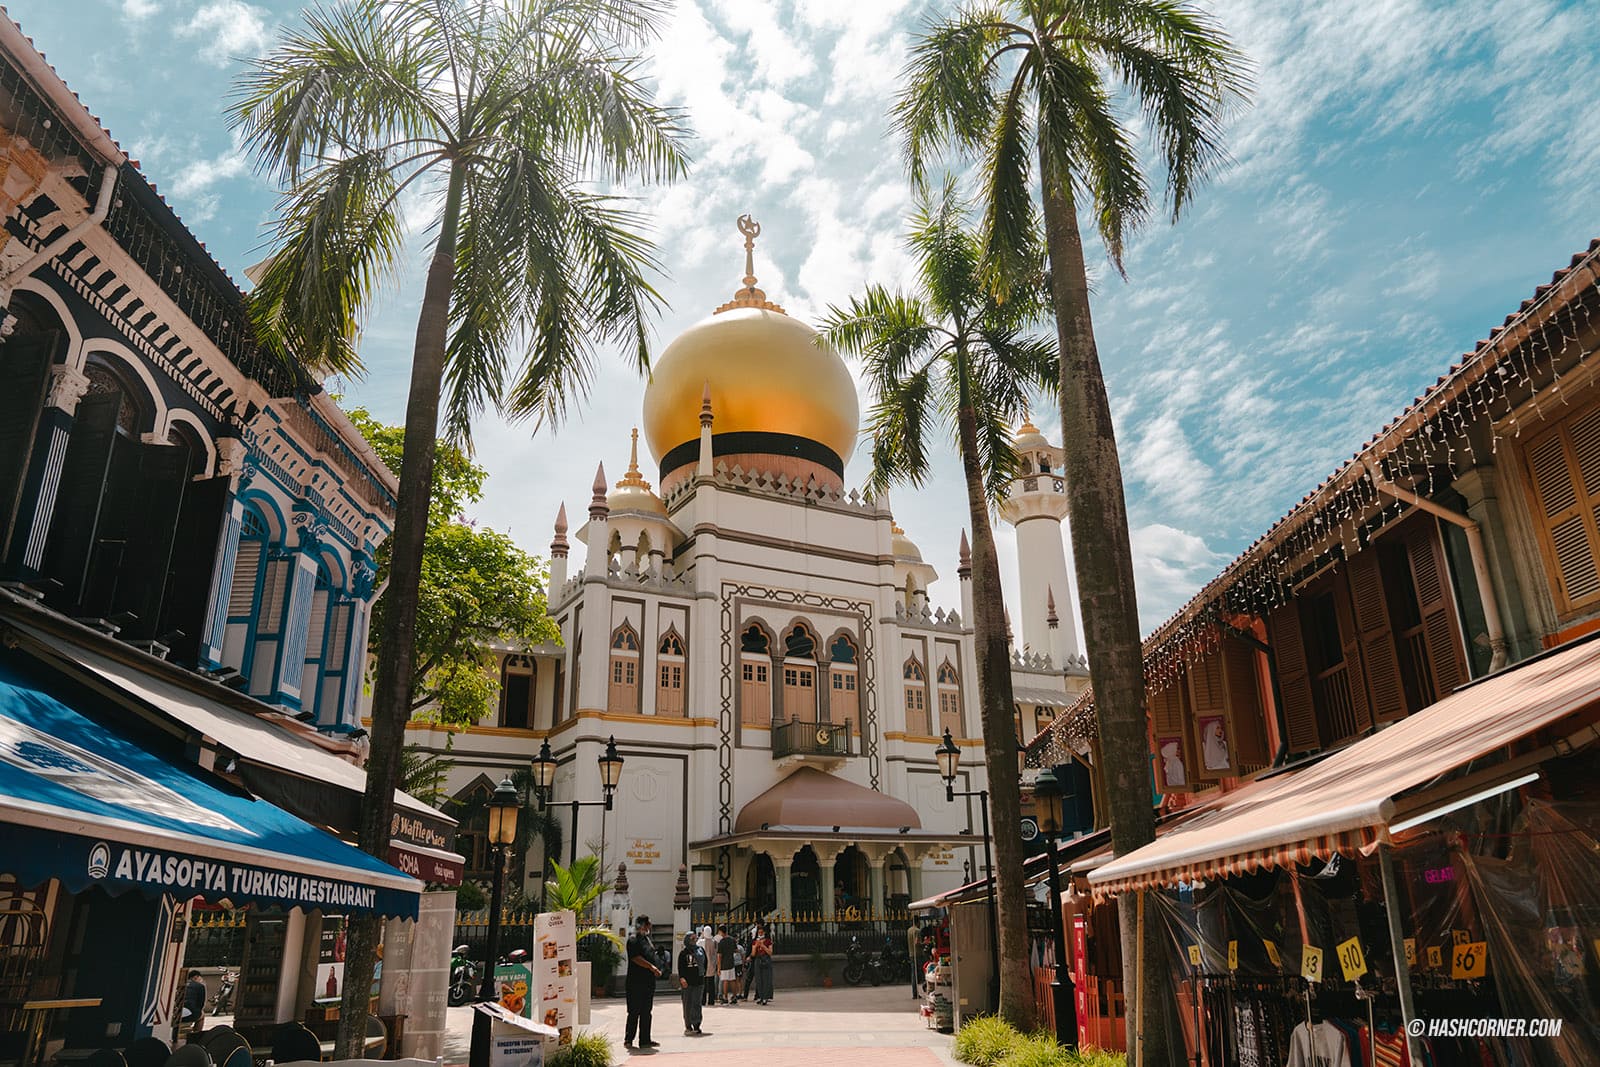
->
[404,220,1090,922]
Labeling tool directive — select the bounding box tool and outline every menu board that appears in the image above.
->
[533,910,578,1047]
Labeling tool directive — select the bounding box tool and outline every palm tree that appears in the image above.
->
[820,184,1057,1028]
[895,2,1247,1056]
[232,0,688,1051]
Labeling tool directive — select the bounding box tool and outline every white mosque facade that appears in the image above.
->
[402,229,1090,921]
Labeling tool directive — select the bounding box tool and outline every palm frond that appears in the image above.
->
[893,6,1014,186]
[977,60,1040,300]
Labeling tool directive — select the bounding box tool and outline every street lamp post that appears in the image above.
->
[469,776,520,1067]
[1031,766,1077,1047]
[935,729,1000,1016]
[531,737,626,907]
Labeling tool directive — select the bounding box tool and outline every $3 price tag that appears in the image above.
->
[1188,944,1202,968]
[1301,945,1324,982]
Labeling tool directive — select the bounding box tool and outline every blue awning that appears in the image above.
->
[0,656,420,918]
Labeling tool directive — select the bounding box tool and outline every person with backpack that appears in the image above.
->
[677,930,705,1036]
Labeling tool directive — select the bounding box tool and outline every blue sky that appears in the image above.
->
[10,0,1598,640]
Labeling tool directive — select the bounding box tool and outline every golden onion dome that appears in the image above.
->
[641,216,858,485]
[607,429,667,517]
[1014,415,1050,452]
[890,522,923,563]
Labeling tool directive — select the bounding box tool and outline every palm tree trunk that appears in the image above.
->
[955,383,1035,1030]
[1038,148,1169,1062]
[336,160,467,1057]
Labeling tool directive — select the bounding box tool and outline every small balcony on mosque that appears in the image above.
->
[771,717,854,768]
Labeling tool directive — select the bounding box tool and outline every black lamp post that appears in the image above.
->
[470,775,520,1067]
[531,737,625,867]
[935,728,1000,1015]
[1032,766,1077,1047]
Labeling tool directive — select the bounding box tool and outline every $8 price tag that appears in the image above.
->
[1451,940,1487,979]
[1227,941,1239,971]
[1426,945,1443,970]
[1264,940,1281,968]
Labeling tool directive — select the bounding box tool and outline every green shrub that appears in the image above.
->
[454,880,487,911]
[953,1015,1023,1066]
[1065,1048,1126,1067]
[996,1034,1073,1067]
[547,1030,612,1067]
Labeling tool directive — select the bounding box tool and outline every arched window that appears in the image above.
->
[904,655,929,736]
[501,654,536,728]
[656,629,686,716]
[936,659,962,738]
[782,622,817,721]
[608,622,640,713]
[221,504,294,696]
[827,634,859,726]
[452,782,494,880]
[739,623,772,725]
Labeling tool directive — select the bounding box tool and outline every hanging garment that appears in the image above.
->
[1285,1020,1353,1067]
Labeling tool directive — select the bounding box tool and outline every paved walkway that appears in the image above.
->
[444,985,959,1066]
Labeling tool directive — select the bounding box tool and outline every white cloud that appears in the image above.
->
[122,0,160,19]
[177,0,270,68]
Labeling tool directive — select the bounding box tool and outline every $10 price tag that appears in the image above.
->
[1336,936,1367,981]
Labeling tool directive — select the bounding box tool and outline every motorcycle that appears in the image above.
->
[209,970,237,1014]
[449,944,480,1007]
[842,935,876,986]
[875,936,912,985]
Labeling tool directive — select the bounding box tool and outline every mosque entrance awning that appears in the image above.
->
[690,767,981,852]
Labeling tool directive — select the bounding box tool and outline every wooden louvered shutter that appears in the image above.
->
[1330,569,1374,738]
[1221,636,1269,769]
[44,394,119,607]
[1407,527,1468,698]
[1346,551,1407,723]
[1525,409,1600,612]
[229,540,263,616]
[0,331,55,561]
[1149,680,1193,791]
[120,443,190,637]
[1268,601,1319,754]
[1186,648,1235,777]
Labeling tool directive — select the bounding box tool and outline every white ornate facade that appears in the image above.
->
[406,230,1089,918]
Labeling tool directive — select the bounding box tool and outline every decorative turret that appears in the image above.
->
[698,381,714,477]
[582,463,609,577]
[606,428,681,575]
[957,529,974,620]
[997,416,1080,662]
[549,503,570,588]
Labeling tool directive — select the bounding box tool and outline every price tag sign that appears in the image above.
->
[1592,938,1600,967]
[1404,938,1416,967]
[1337,936,1367,981]
[1426,945,1443,970]
[1301,945,1324,982]
[1227,941,1239,971]
[1187,944,1202,967]
[1451,940,1487,979]
[1452,930,1471,946]
[1264,940,1281,968]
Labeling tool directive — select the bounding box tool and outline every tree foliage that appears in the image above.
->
[347,408,559,727]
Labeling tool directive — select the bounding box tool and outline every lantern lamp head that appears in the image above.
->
[488,775,520,846]
[598,736,624,808]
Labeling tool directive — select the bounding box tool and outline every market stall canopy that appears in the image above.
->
[1012,687,1076,709]
[0,656,420,917]
[1,601,458,878]
[1088,634,1600,897]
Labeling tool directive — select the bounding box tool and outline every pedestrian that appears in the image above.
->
[678,930,705,1036]
[180,969,206,1038]
[701,925,718,1006]
[624,915,664,1050]
[750,924,774,1005]
[715,924,738,1004]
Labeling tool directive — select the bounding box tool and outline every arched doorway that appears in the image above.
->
[744,853,776,917]
[835,846,870,921]
[790,846,821,922]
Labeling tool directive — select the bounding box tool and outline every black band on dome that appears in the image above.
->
[660,431,845,480]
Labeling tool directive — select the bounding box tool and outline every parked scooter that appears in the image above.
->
[449,944,480,1007]
[209,970,237,1014]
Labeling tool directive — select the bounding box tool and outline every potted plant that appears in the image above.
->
[546,857,626,996]
[579,932,622,997]
[810,949,834,988]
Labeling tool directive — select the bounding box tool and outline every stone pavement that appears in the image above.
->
[444,985,960,1066]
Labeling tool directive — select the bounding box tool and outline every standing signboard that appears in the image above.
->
[533,910,578,1048]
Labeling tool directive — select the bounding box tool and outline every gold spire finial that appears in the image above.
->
[1018,399,1039,435]
[616,427,652,490]
[716,214,786,314]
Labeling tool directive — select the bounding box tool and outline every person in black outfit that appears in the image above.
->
[624,915,664,1049]
[180,970,206,1038]
[715,925,738,1004]
[677,930,705,1035]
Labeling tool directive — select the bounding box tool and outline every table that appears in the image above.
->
[18,999,101,1067]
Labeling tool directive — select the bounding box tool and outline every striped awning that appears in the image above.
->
[1089,633,1600,898]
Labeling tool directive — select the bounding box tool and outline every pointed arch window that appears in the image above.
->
[740,623,772,725]
[904,654,929,736]
[936,659,963,737]
[657,628,686,716]
[782,622,818,720]
[827,634,859,726]
[501,654,536,728]
[608,622,640,713]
